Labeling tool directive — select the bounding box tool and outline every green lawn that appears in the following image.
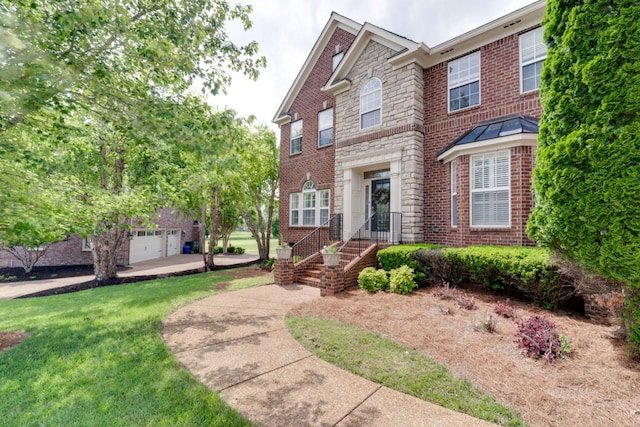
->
[287,316,527,427]
[219,231,279,257]
[0,271,260,427]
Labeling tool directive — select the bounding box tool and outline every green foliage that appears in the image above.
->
[357,267,389,293]
[529,0,640,360]
[623,287,640,361]
[411,248,463,286]
[530,2,640,284]
[388,265,418,295]
[377,244,441,285]
[443,246,574,308]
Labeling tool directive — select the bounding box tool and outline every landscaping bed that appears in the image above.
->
[290,286,640,427]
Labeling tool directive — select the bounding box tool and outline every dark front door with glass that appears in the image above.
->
[371,178,390,232]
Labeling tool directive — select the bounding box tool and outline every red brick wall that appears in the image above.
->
[279,27,356,244]
[424,29,542,247]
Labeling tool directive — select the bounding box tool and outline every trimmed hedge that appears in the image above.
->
[377,244,441,285]
[413,246,575,309]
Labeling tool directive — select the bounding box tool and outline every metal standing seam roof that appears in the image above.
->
[436,114,539,158]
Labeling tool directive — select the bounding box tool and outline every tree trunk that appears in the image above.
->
[200,205,208,271]
[206,187,220,269]
[91,226,125,282]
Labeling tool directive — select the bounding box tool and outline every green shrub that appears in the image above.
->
[623,287,640,361]
[388,265,417,295]
[358,267,389,293]
[233,246,245,254]
[411,248,464,286]
[213,246,223,254]
[442,246,574,308]
[378,244,441,285]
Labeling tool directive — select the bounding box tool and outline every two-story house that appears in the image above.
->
[274,1,545,251]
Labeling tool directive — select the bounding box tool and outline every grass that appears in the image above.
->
[0,269,267,427]
[215,231,279,258]
[286,316,527,427]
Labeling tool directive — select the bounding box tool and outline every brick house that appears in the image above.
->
[274,1,546,250]
[0,207,199,268]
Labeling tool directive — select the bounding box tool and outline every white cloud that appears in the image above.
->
[208,0,538,136]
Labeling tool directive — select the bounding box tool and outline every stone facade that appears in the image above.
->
[334,40,424,243]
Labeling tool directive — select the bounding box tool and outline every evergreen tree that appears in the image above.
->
[528,0,640,358]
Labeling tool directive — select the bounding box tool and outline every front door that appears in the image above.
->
[371,178,390,232]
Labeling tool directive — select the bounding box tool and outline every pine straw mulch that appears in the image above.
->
[290,286,640,427]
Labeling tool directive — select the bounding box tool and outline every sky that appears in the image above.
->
[208,0,538,138]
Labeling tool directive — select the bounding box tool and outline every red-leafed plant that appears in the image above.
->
[515,315,571,362]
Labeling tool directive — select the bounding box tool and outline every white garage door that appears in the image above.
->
[130,230,163,264]
[167,230,181,256]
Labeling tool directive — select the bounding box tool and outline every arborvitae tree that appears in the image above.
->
[528,0,640,359]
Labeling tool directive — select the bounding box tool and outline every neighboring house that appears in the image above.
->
[273,0,546,248]
[0,207,198,268]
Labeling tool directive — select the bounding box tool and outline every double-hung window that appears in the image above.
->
[318,108,333,147]
[471,151,510,227]
[360,78,382,129]
[448,51,480,112]
[290,119,302,154]
[520,27,547,93]
[290,181,330,226]
[451,160,457,227]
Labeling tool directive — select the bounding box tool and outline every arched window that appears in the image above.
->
[360,78,381,129]
[290,181,331,226]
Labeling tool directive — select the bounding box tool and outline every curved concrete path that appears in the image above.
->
[163,284,497,427]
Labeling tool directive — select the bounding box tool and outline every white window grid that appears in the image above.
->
[290,119,303,154]
[318,108,333,147]
[520,27,547,93]
[448,51,481,112]
[451,160,457,227]
[360,78,382,129]
[470,151,510,227]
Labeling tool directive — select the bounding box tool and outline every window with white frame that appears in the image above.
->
[318,108,333,147]
[360,78,382,129]
[448,51,480,112]
[451,160,457,227]
[332,52,344,71]
[520,27,547,93]
[471,151,510,227]
[290,181,330,226]
[290,119,302,154]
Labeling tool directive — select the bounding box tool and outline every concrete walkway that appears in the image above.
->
[163,284,497,427]
[0,253,258,299]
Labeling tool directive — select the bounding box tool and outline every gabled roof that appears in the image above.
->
[272,13,361,125]
[323,22,429,96]
[436,114,539,162]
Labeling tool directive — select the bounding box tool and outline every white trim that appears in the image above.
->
[289,119,303,155]
[289,188,331,227]
[429,1,546,65]
[273,13,361,125]
[451,160,457,228]
[323,22,420,95]
[437,132,537,163]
